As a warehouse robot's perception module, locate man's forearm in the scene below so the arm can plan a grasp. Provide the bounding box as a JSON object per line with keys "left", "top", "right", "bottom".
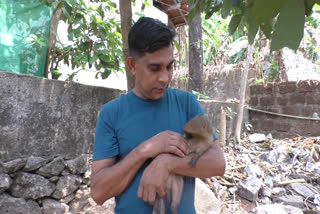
{"left": 91, "top": 147, "right": 147, "bottom": 205}
{"left": 164, "top": 140, "right": 226, "bottom": 178}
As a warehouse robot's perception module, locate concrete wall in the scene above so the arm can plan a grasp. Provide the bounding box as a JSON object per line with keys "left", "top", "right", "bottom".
{"left": 249, "top": 80, "right": 320, "bottom": 138}
{"left": 0, "top": 71, "right": 123, "bottom": 162}
{"left": 171, "top": 63, "right": 256, "bottom": 139}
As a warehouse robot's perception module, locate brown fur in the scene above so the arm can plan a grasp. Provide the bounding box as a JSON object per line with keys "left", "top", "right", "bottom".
{"left": 152, "top": 115, "right": 213, "bottom": 214}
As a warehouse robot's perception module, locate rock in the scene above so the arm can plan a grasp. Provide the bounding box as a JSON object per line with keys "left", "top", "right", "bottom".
{"left": 264, "top": 176, "right": 274, "bottom": 189}
{"left": 279, "top": 163, "right": 293, "bottom": 173}
{"left": 266, "top": 133, "right": 273, "bottom": 140}
{"left": 261, "top": 148, "right": 290, "bottom": 165}
{"left": 61, "top": 168, "right": 71, "bottom": 176}
{"left": 298, "top": 150, "right": 311, "bottom": 162}
{"left": 255, "top": 203, "right": 303, "bottom": 214}
{"left": 249, "top": 133, "right": 266, "bottom": 143}
{"left": 0, "top": 173, "right": 11, "bottom": 193}
{"left": 37, "top": 156, "right": 65, "bottom": 177}
{"left": 237, "top": 177, "right": 262, "bottom": 202}
{"left": 288, "top": 183, "right": 319, "bottom": 199}
{"left": 262, "top": 188, "right": 272, "bottom": 198}
{"left": 244, "top": 164, "right": 262, "bottom": 177}
{"left": 239, "top": 154, "right": 253, "bottom": 165}
{"left": 2, "top": 158, "right": 26, "bottom": 174}
{"left": 65, "top": 154, "right": 90, "bottom": 174}
{"left": 290, "top": 148, "right": 300, "bottom": 164}
{"left": 9, "top": 172, "right": 55, "bottom": 200}
{"left": 272, "top": 187, "right": 286, "bottom": 196}
{"left": 235, "top": 145, "right": 253, "bottom": 154}
{"left": 195, "top": 178, "right": 222, "bottom": 214}
{"left": 49, "top": 176, "right": 60, "bottom": 182}
{"left": 273, "top": 195, "right": 305, "bottom": 208}
{"left": 42, "top": 198, "right": 69, "bottom": 214}
{"left": 23, "top": 156, "right": 48, "bottom": 172}
{"left": 60, "top": 192, "right": 75, "bottom": 204}
{"left": 306, "top": 162, "right": 320, "bottom": 175}
{"left": 69, "top": 188, "right": 92, "bottom": 213}
{"left": 0, "top": 193, "right": 41, "bottom": 214}
{"left": 314, "top": 193, "right": 320, "bottom": 205}
{"left": 52, "top": 175, "right": 82, "bottom": 199}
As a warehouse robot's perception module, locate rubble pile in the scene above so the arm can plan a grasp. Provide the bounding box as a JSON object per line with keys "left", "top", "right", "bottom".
{"left": 206, "top": 134, "right": 320, "bottom": 214}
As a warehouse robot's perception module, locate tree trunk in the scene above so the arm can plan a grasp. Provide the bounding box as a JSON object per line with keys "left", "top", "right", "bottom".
{"left": 234, "top": 44, "right": 253, "bottom": 142}
{"left": 188, "top": 12, "right": 203, "bottom": 92}
{"left": 120, "top": 0, "right": 134, "bottom": 91}
{"left": 44, "top": 8, "right": 62, "bottom": 78}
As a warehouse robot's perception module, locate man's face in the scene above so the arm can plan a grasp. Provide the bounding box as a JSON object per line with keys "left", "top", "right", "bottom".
{"left": 129, "top": 46, "right": 174, "bottom": 100}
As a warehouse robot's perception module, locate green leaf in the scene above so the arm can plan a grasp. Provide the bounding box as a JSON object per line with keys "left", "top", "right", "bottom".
{"left": 65, "top": 0, "right": 76, "bottom": 7}
{"left": 221, "top": 0, "right": 232, "bottom": 18}
{"left": 231, "top": 0, "right": 240, "bottom": 7}
{"left": 250, "top": 0, "right": 287, "bottom": 25}
{"left": 99, "top": 55, "right": 109, "bottom": 63}
{"left": 174, "top": 40, "right": 181, "bottom": 52}
{"left": 95, "top": 16, "right": 103, "bottom": 24}
{"left": 228, "top": 14, "right": 242, "bottom": 35}
{"left": 63, "top": 1, "right": 72, "bottom": 18}
{"left": 304, "top": 0, "right": 316, "bottom": 16}
{"left": 109, "top": 1, "right": 117, "bottom": 8}
{"left": 101, "top": 69, "right": 111, "bottom": 79}
{"left": 260, "top": 19, "right": 273, "bottom": 39}
{"left": 187, "top": 8, "right": 197, "bottom": 23}
{"left": 271, "top": 0, "right": 305, "bottom": 51}
{"left": 74, "top": 54, "right": 84, "bottom": 63}
{"left": 89, "top": 53, "right": 98, "bottom": 64}
{"left": 248, "top": 22, "right": 259, "bottom": 44}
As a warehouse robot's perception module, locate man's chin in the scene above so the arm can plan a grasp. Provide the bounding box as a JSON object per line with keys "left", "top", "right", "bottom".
{"left": 151, "top": 89, "right": 166, "bottom": 100}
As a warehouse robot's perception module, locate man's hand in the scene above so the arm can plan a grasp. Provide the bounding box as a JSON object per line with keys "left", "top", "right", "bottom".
{"left": 137, "top": 154, "right": 170, "bottom": 205}
{"left": 138, "top": 131, "right": 188, "bottom": 159}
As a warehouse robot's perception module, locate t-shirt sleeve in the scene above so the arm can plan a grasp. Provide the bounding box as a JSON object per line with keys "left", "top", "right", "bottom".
{"left": 92, "top": 102, "right": 119, "bottom": 161}
{"left": 186, "top": 92, "right": 218, "bottom": 140}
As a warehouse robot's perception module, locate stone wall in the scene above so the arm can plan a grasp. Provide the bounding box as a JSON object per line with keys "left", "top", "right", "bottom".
{"left": 0, "top": 71, "right": 123, "bottom": 162}
{"left": 0, "top": 155, "right": 102, "bottom": 214}
{"left": 0, "top": 71, "right": 123, "bottom": 213}
{"left": 249, "top": 80, "right": 320, "bottom": 138}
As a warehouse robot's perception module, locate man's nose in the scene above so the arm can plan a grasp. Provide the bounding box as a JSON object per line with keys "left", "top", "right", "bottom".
{"left": 158, "top": 70, "right": 169, "bottom": 83}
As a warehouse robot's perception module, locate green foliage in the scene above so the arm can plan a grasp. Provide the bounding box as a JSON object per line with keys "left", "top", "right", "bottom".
{"left": 229, "top": 47, "right": 245, "bottom": 64}
{"left": 192, "top": 90, "right": 210, "bottom": 99}
{"left": 178, "top": 75, "right": 191, "bottom": 85}
{"left": 270, "top": 0, "right": 305, "bottom": 51}
{"left": 188, "top": 0, "right": 320, "bottom": 52}
{"left": 244, "top": 121, "right": 253, "bottom": 131}
{"left": 268, "top": 56, "right": 279, "bottom": 82}
{"left": 255, "top": 78, "right": 264, "bottom": 85}
{"left": 41, "top": 0, "right": 123, "bottom": 80}
{"left": 202, "top": 13, "right": 229, "bottom": 65}
{"left": 226, "top": 106, "right": 237, "bottom": 120}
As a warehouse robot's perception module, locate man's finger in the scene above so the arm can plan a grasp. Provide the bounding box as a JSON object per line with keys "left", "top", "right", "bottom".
{"left": 148, "top": 189, "right": 156, "bottom": 205}
{"left": 137, "top": 184, "right": 143, "bottom": 198}
{"left": 168, "top": 146, "right": 184, "bottom": 157}
{"left": 158, "top": 187, "right": 165, "bottom": 198}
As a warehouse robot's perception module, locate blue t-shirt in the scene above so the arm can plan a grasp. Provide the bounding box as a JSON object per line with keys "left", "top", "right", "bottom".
{"left": 93, "top": 88, "right": 208, "bottom": 214}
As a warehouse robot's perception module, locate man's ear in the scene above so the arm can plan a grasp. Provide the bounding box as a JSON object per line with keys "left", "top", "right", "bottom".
{"left": 127, "top": 57, "right": 136, "bottom": 75}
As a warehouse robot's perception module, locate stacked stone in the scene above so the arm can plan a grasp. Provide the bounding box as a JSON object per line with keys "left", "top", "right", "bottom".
{"left": 0, "top": 154, "right": 92, "bottom": 214}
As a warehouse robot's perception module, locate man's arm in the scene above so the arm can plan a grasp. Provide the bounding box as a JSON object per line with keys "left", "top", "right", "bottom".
{"left": 91, "top": 146, "right": 146, "bottom": 205}
{"left": 167, "top": 140, "right": 225, "bottom": 178}
{"left": 90, "top": 130, "right": 188, "bottom": 205}
{"left": 138, "top": 140, "right": 225, "bottom": 204}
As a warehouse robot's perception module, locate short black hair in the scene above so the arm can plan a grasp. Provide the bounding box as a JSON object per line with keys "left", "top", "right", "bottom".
{"left": 128, "top": 17, "right": 176, "bottom": 57}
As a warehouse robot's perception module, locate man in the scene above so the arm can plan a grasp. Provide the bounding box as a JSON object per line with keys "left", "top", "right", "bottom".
{"left": 90, "top": 17, "right": 225, "bottom": 214}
